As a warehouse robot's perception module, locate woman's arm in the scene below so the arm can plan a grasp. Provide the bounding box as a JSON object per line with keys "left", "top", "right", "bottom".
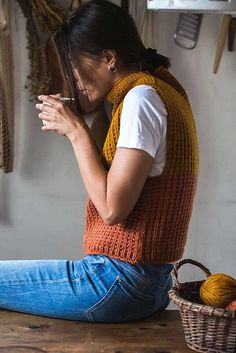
{"left": 68, "top": 122, "right": 154, "bottom": 225}
{"left": 37, "top": 94, "right": 154, "bottom": 225}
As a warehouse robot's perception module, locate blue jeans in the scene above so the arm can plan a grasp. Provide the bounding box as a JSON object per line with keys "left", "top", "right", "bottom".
{"left": 0, "top": 254, "right": 173, "bottom": 322}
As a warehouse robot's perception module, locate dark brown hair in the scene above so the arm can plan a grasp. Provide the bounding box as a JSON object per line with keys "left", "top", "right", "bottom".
{"left": 53, "top": 0, "right": 171, "bottom": 114}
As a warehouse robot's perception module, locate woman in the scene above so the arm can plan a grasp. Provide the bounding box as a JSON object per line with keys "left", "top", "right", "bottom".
{"left": 0, "top": 0, "right": 199, "bottom": 322}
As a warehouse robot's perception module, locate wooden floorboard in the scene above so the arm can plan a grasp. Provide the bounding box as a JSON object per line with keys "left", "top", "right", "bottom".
{"left": 0, "top": 309, "right": 193, "bottom": 353}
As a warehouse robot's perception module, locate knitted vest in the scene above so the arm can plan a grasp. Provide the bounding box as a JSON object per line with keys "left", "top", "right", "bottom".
{"left": 83, "top": 66, "right": 199, "bottom": 264}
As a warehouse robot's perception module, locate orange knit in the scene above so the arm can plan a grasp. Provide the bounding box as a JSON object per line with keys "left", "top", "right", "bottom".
{"left": 83, "top": 66, "right": 199, "bottom": 264}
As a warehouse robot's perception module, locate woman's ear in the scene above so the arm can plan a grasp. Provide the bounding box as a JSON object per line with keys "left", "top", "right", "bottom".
{"left": 102, "top": 49, "right": 117, "bottom": 68}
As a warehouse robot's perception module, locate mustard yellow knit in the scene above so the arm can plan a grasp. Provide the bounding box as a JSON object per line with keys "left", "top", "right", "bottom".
{"left": 200, "top": 273, "right": 236, "bottom": 308}
{"left": 83, "top": 66, "right": 199, "bottom": 264}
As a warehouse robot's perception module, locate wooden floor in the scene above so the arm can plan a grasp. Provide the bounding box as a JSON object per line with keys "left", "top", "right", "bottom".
{"left": 0, "top": 309, "right": 193, "bottom": 353}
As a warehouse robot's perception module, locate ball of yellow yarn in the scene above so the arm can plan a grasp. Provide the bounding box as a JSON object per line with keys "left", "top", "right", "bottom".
{"left": 200, "top": 273, "right": 236, "bottom": 308}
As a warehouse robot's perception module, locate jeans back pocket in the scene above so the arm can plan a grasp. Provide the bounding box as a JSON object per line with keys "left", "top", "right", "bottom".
{"left": 85, "top": 274, "right": 164, "bottom": 323}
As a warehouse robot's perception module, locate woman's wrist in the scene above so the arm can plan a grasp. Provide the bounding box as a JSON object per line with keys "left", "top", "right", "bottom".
{"left": 67, "top": 120, "right": 88, "bottom": 144}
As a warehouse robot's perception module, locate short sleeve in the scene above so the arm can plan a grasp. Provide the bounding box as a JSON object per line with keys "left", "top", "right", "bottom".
{"left": 116, "top": 85, "right": 167, "bottom": 158}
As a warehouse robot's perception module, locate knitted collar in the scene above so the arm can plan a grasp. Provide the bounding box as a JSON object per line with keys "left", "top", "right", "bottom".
{"left": 106, "top": 71, "right": 155, "bottom": 108}
{"left": 106, "top": 66, "right": 188, "bottom": 108}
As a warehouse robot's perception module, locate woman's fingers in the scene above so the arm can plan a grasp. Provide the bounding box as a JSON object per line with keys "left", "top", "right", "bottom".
{"left": 49, "top": 93, "right": 62, "bottom": 97}
{"left": 38, "top": 95, "right": 65, "bottom": 110}
{"left": 36, "top": 103, "right": 56, "bottom": 114}
{"left": 36, "top": 94, "right": 80, "bottom": 138}
{"left": 38, "top": 112, "right": 54, "bottom": 123}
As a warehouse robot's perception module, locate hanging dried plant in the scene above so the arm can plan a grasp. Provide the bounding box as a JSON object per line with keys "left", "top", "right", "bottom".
{"left": 15, "top": 0, "right": 68, "bottom": 101}
{"left": 31, "top": 0, "right": 65, "bottom": 34}
{"left": 0, "top": 0, "right": 14, "bottom": 173}
{"left": 0, "top": 76, "right": 13, "bottom": 172}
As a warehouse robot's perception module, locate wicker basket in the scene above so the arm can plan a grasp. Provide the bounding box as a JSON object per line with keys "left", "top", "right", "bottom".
{"left": 168, "top": 259, "right": 236, "bottom": 353}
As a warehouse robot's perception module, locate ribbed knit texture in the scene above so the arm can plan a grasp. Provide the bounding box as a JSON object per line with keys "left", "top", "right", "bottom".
{"left": 83, "top": 66, "right": 199, "bottom": 264}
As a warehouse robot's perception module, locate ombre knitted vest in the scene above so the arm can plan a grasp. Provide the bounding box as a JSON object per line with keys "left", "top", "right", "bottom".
{"left": 83, "top": 67, "right": 199, "bottom": 264}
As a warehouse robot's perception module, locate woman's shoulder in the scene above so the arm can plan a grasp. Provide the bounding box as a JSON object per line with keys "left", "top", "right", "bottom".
{"left": 124, "top": 84, "right": 157, "bottom": 99}
{"left": 123, "top": 84, "right": 167, "bottom": 115}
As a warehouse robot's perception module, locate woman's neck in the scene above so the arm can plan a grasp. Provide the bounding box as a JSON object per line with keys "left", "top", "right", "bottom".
{"left": 111, "top": 66, "right": 140, "bottom": 90}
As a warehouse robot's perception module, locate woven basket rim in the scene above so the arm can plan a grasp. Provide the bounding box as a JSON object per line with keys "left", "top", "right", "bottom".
{"left": 168, "top": 258, "right": 236, "bottom": 319}
{"left": 169, "top": 285, "right": 236, "bottom": 319}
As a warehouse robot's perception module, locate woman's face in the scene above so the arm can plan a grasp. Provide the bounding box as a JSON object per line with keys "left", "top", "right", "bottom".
{"left": 72, "top": 52, "right": 118, "bottom": 105}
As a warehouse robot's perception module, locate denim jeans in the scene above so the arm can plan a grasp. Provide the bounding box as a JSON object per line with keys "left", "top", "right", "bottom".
{"left": 0, "top": 254, "right": 174, "bottom": 322}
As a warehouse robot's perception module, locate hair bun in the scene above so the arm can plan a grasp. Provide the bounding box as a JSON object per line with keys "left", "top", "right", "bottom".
{"left": 141, "top": 47, "right": 171, "bottom": 72}
{"left": 142, "top": 47, "right": 158, "bottom": 61}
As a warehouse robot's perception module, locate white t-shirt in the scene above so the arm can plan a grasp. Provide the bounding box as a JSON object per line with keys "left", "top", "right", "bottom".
{"left": 115, "top": 84, "right": 167, "bottom": 176}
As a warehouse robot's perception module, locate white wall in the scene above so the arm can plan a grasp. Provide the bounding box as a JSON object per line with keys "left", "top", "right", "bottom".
{"left": 0, "top": 4, "right": 235, "bottom": 287}
{"left": 0, "top": 2, "right": 87, "bottom": 259}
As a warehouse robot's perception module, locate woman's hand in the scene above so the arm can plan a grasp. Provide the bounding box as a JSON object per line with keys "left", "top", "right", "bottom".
{"left": 36, "top": 93, "right": 84, "bottom": 138}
